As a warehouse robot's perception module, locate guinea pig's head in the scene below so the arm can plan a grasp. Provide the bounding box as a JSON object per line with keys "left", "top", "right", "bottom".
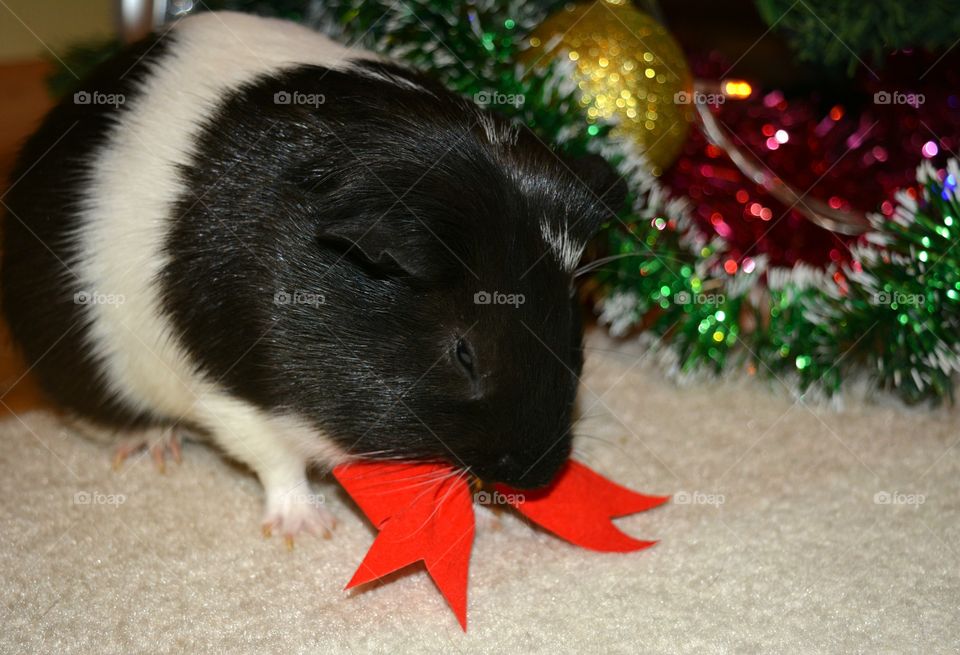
{"left": 276, "top": 72, "right": 625, "bottom": 488}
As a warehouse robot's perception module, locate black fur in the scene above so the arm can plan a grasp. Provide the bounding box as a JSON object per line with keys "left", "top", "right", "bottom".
{"left": 1, "top": 35, "right": 173, "bottom": 429}
{"left": 161, "top": 60, "right": 624, "bottom": 486}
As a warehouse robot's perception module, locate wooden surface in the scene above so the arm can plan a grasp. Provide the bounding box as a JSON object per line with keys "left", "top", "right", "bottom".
{"left": 0, "top": 60, "right": 55, "bottom": 414}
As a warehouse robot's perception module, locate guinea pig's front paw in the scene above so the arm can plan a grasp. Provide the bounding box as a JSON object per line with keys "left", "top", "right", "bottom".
{"left": 261, "top": 484, "right": 336, "bottom": 548}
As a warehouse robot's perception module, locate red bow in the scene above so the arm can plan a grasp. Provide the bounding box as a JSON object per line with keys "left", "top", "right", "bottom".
{"left": 333, "top": 460, "right": 668, "bottom": 630}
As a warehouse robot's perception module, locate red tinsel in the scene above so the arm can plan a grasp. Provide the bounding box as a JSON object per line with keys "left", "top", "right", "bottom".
{"left": 664, "top": 51, "right": 960, "bottom": 268}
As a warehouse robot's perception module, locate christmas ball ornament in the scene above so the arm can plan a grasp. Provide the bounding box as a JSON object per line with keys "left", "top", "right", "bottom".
{"left": 523, "top": 0, "right": 694, "bottom": 175}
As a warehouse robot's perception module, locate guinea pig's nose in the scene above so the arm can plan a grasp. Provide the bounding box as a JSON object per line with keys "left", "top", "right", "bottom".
{"left": 489, "top": 453, "right": 560, "bottom": 489}
{"left": 481, "top": 453, "right": 522, "bottom": 485}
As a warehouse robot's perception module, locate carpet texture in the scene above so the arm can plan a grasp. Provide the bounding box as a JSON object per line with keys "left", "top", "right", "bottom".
{"left": 1, "top": 330, "right": 957, "bottom": 654}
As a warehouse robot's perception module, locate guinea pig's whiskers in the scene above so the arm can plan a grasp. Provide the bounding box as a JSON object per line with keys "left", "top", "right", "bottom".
{"left": 574, "top": 434, "right": 648, "bottom": 470}
{"left": 405, "top": 468, "right": 473, "bottom": 539}
{"left": 376, "top": 471, "right": 464, "bottom": 496}
{"left": 346, "top": 467, "right": 451, "bottom": 487}
{"left": 571, "top": 448, "right": 599, "bottom": 468}
{"left": 575, "top": 433, "right": 623, "bottom": 451}
{"left": 579, "top": 345, "right": 637, "bottom": 357}
{"left": 572, "top": 412, "right": 609, "bottom": 426}
{"left": 573, "top": 252, "right": 648, "bottom": 278}
{"left": 348, "top": 448, "right": 410, "bottom": 461}
{"left": 340, "top": 464, "right": 468, "bottom": 498}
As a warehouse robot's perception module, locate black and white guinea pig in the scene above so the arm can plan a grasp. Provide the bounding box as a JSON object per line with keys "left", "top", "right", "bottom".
{"left": 1, "top": 11, "right": 625, "bottom": 538}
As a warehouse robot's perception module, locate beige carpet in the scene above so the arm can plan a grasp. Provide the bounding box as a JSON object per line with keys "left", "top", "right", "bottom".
{"left": 1, "top": 330, "right": 957, "bottom": 654}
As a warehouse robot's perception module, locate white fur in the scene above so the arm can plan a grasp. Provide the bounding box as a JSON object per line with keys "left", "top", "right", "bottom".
{"left": 73, "top": 12, "right": 373, "bottom": 532}
{"left": 540, "top": 218, "right": 585, "bottom": 272}
{"left": 478, "top": 112, "right": 519, "bottom": 147}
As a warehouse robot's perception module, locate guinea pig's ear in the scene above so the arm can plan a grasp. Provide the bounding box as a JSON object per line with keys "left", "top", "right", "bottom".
{"left": 289, "top": 162, "right": 449, "bottom": 280}
{"left": 316, "top": 216, "right": 443, "bottom": 280}
{"left": 564, "top": 153, "right": 628, "bottom": 242}
{"left": 572, "top": 152, "right": 628, "bottom": 215}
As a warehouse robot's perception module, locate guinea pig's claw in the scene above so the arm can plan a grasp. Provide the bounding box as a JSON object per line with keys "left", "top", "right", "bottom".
{"left": 111, "top": 427, "right": 184, "bottom": 474}
{"left": 260, "top": 525, "right": 327, "bottom": 549}
{"left": 168, "top": 435, "right": 183, "bottom": 464}
{"left": 261, "top": 490, "right": 337, "bottom": 547}
{"left": 151, "top": 445, "right": 166, "bottom": 474}
{"left": 111, "top": 446, "right": 131, "bottom": 471}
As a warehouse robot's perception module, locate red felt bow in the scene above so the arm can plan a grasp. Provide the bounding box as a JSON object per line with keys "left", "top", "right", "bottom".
{"left": 333, "top": 459, "right": 668, "bottom": 630}
{"left": 333, "top": 462, "right": 475, "bottom": 628}
{"left": 493, "top": 460, "right": 668, "bottom": 552}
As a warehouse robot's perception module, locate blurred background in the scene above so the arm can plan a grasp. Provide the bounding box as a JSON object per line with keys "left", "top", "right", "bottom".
{"left": 0, "top": 0, "right": 113, "bottom": 62}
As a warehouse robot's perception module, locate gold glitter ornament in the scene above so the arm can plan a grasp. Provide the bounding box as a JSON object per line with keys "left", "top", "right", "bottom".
{"left": 523, "top": 0, "right": 693, "bottom": 175}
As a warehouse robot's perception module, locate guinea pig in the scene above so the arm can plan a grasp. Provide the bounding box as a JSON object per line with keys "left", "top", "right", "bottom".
{"left": 1, "top": 11, "right": 625, "bottom": 539}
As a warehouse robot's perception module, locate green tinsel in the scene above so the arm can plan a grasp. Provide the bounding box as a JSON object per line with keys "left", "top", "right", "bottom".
{"left": 597, "top": 167, "right": 960, "bottom": 402}
{"left": 791, "top": 168, "right": 960, "bottom": 402}
{"left": 49, "top": 1, "right": 960, "bottom": 402}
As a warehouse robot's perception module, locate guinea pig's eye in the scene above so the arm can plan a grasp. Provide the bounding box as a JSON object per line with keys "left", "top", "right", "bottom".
{"left": 454, "top": 338, "right": 476, "bottom": 376}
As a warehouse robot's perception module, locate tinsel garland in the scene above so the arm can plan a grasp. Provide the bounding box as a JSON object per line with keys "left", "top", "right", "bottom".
{"left": 597, "top": 163, "right": 960, "bottom": 403}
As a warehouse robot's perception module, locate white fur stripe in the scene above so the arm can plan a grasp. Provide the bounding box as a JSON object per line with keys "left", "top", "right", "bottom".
{"left": 540, "top": 218, "right": 585, "bottom": 272}
{"left": 74, "top": 12, "right": 373, "bottom": 421}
